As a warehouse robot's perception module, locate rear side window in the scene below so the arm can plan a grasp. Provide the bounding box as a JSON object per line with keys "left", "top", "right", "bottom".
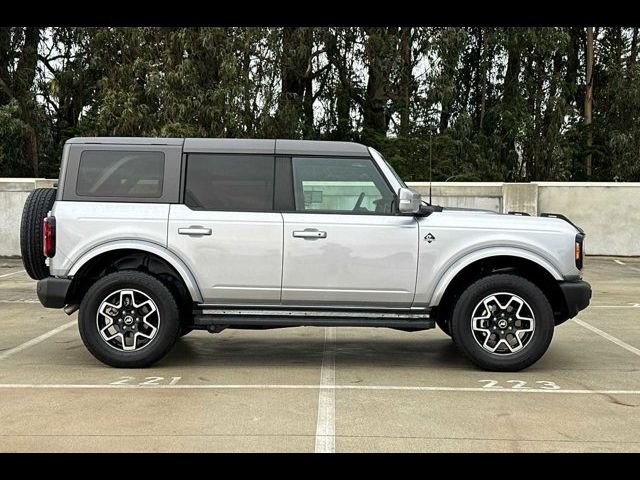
{"left": 184, "top": 154, "right": 275, "bottom": 211}
{"left": 76, "top": 150, "right": 165, "bottom": 198}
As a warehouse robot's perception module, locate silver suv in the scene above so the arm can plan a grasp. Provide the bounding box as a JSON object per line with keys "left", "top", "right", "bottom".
{"left": 21, "top": 137, "right": 591, "bottom": 371}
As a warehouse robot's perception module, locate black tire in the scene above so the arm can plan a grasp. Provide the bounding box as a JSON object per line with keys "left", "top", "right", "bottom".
{"left": 20, "top": 187, "right": 56, "bottom": 280}
{"left": 78, "top": 271, "right": 181, "bottom": 368}
{"left": 436, "top": 317, "right": 452, "bottom": 337}
{"left": 450, "top": 274, "right": 554, "bottom": 372}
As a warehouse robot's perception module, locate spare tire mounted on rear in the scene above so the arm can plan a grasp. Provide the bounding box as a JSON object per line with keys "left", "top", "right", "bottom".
{"left": 20, "top": 187, "right": 56, "bottom": 280}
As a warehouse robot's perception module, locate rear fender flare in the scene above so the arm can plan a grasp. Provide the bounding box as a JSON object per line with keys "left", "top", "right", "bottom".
{"left": 67, "top": 240, "right": 203, "bottom": 303}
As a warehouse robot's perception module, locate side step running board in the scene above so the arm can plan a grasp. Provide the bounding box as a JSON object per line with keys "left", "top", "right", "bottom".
{"left": 198, "top": 308, "right": 429, "bottom": 319}
{"left": 193, "top": 315, "right": 434, "bottom": 329}
{"left": 192, "top": 308, "right": 433, "bottom": 329}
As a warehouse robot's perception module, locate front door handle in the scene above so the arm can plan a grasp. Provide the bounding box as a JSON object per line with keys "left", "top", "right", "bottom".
{"left": 293, "top": 230, "right": 327, "bottom": 239}
{"left": 178, "top": 226, "right": 212, "bottom": 236}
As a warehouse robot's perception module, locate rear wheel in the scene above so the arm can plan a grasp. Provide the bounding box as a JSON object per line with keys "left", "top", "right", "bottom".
{"left": 450, "top": 274, "right": 554, "bottom": 371}
{"left": 78, "top": 271, "right": 181, "bottom": 368}
{"left": 20, "top": 187, "right": 56, "bottom": 280}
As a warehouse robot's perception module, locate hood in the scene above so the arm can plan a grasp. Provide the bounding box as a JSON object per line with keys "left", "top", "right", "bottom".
{"left": 428, "top": 206, "right": 582, "bottom": 235}
{"left": 440, "top": 206, "right": 498, "bottom": 214}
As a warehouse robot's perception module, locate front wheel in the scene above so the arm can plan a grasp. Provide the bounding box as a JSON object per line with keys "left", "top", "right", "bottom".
{"left": 78, "top": 271, "right": 181, "bottom": 368}
{"left": 450, "top": 274, "right": 554, "bottom": 371}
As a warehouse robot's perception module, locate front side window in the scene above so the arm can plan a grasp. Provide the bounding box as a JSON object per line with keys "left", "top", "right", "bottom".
{"left": 292, "top": 157, "right": 395, "bottom": 214}
{"left": 185, "top": 154, "right": 275, "bottom": 211}
{"left": 76, "top": 150, "right": 165, "bottom": 198}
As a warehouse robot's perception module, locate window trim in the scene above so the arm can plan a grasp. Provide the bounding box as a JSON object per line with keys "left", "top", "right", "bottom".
{"left": 62, "top": 144, "right": 181, "bottom": 204}
{"left": 182, "top": 152, "right": 277, "bottom": 213}
{"left": 75, "top": 150, "right": 166, "bottom": 199}
{"left": 282, "top": 154, "right": 400, "bottom": 217}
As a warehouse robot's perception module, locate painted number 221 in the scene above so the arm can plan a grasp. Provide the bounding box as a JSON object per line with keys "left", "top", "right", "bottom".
{"left": 110, "top": 376, "right": 182, "bottom": 386}
{"left": 479, "top": 379, "right": 561, "bottom": 390}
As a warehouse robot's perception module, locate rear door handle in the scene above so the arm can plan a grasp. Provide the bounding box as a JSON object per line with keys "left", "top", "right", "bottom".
{"left": 178, "top": 226, "right": 212, "bottom": 236}
{"left": 293, "top": 230, "right": 327, "bottom": 239}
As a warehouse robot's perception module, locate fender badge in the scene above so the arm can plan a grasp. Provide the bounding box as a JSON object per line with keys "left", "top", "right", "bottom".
{"left": 425, "top": 233, "right": 435, "bottom": 243}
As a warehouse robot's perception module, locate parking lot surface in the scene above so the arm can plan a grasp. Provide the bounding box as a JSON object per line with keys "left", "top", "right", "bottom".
{"left": 0, "top": 257, "right": 638, "bottom": 452}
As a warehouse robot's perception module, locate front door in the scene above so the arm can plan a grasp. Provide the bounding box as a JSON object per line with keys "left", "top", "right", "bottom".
{"left": 168, "top": 153, "right": 283, "bottom": 305}
{"left": 281, "top": 156, "right": 419, "bottom": 308}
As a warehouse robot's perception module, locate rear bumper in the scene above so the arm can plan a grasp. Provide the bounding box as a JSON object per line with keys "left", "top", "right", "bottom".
{"left": 559, "top": 280, "right": 592, "bottom": 318}
{"left": 36, "top": 277, "right": 71, "bottom": 308}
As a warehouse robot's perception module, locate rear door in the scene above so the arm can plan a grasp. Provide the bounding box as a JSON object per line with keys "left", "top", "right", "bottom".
{"left": 280, "top": 156, "right": 419, "bottom": 308}
{"left": 168, "top": 153, "right": 283, "bottom": 305}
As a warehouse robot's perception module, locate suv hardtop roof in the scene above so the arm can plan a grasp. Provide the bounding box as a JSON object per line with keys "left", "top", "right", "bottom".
{"left": 65, "top": 137, "right": 370, "bottom": 157}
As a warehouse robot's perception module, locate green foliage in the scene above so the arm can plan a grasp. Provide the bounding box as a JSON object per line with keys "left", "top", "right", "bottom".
{"left": 1, "top": 26, "right": 639, "bottom": 181}
{"left": 0, "top": 100, "right": 30, "bottom": 176}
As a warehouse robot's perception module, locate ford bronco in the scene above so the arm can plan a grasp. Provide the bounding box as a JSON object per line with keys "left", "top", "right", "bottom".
{"left": 21, "top": 137, "right": 591, "bottom": 370}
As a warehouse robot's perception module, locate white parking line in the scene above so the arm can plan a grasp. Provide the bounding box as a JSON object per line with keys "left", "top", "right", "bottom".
{"left": 612, "top": 258, "right": 640, "bottom": 273}
{"left": 0, "top": 300, "right": 40, "bottom": 304}
{"left": 0, "top": 320, "right": 76, "bottom": 361}
{"left": 573, "top": 318, "right": 640, "bottom": 357}
{"left": 0, "top": 269, "right": 25, "bottom": 279}
{"left": 589, "top": 305, "right": 640, "bottom": 308}
{"left": 0, "top": 383, "right": 639, "bottom": 395}
{"left": 315, "top": 327, "right": 336, "bottom": 453}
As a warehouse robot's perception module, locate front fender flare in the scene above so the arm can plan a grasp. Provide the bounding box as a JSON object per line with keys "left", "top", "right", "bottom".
{"left": 67, "top": 240, "right": 203, "bottom": 303}
{"left": 429, "top": 247, "right": 564, "bottom": 306}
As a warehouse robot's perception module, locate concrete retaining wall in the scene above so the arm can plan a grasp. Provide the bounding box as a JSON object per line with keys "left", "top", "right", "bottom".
{"left": 1, "top": 179, "right": 638, "bottom": 256}
{"left": 0, "top": 179, "right": 56, "bottom": 257}
{"left": 408, "top": 181, "right": 640, "bottom": 256}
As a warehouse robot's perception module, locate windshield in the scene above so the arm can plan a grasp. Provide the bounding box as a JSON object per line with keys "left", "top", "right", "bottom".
{"left": 369, "top": 147, "right": 407, "bottom": 188}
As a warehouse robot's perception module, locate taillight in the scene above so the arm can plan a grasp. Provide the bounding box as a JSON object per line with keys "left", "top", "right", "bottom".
{"left": 575, "top": 233, "right": 585, "bottom": 270}
{"left": 43, "top": 216, "right": 56, "bottom": 258}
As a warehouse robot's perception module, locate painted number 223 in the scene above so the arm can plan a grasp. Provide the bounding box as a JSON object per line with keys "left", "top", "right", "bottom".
{"left": 479, "top": 379, "right": 560, "bottom": 390}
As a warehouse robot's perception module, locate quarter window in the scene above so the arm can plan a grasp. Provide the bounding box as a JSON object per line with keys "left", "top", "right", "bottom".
{"left": 185, "top": 154, "right": 275, "bottom": 211}
{"left": 291, "top": 157, "right": 395, "bottom": 214}
{"left": 76, "top": 150, "right": 165, "bottom": 198}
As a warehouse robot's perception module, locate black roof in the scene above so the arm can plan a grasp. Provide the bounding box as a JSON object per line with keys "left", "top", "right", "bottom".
{"left": 65, "top": 137, "right": 370, "bottom": 157}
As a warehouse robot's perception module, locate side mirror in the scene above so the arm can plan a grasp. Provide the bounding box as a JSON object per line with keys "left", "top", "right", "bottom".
{"left": 398, "top": 187, "right": 421, "bottom": 214}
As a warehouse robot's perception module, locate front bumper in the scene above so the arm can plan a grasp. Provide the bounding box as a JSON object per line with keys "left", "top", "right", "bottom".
{"left": 36, "top": 277, "right": 71, "bottom": 308}
{"left": 558, "top": 280, "right": 592, "bottom": 318}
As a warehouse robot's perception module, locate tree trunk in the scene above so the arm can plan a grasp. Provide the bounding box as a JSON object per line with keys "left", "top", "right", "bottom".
{"left": 0, "top": 28, "right": 12, "bottom": 105}
{"left": 566, "top": 27, "right": 582, "bottom": 109}
{"left": 532, "top": 53, "right": 545, "bottom": 180}
{"left": 326, "top": 28, "right": 353, "bottom": 140}
{"left": 455, "top": 28, "right": 475, "bottom": 121}
{"left": 627, "top": 27, "right": 638, "bottom": 79}
{"left": 585, "top": 26, "right": 594, "bottom": 178}
{"left": 398, "top": 27, "right": 412, "bottom": 137}
{"left": 277, "top": 27, "right": 313, "bottom": 138}
{"left": 14, "top": 28, "right": 40, "bottom": 99}
{"left": 478, "top": 33, "right": 489, "bottom": 132}
{"left": 540, "top": 50, "right": 565, "bottom": 179}
{"left": 362, "top": 27, "right": 396, "bottom": 137}
{"left": 501, "top": 31, "right": 521, "bottom": 177}
{"left": 613, "top": 27, "right": 623, "bottom": 71}
{"left": 470, "top": 28, "right": 483, "bottom": 130}
{"left": 15, "top": 27, "right": 40, "bottom": 176}
{"left": 502, "top": 35, "right": 520, "bottom": 107}
{"left": 302, "top": 71, "right": 314, "bottom": 138}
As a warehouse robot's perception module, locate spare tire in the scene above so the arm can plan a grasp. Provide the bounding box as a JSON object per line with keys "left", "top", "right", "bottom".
{"left": 20, "top": 188, "right": 57, "bottom": 280}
